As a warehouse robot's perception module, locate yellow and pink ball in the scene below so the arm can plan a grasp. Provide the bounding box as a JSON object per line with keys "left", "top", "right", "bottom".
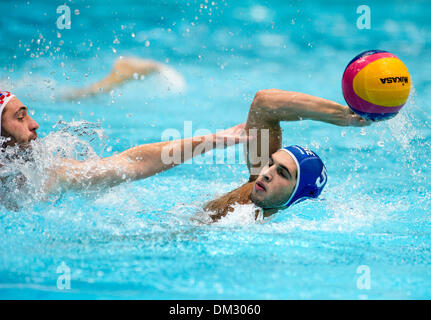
{"left": 342, "top": 50, "right": 411, "bottom": 120}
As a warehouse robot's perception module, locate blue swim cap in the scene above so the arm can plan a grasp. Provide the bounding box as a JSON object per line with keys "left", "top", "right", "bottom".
{"left": 279, "top": 145, "right": 327, "bottom": 208}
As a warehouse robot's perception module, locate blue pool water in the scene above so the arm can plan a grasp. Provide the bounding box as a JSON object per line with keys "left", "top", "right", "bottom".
{"left": 1, "top": 0, "right": 431, "bottom": 299}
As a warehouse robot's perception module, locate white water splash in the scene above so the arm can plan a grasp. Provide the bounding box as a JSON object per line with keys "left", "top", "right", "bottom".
{"left": 157, "top": 65, "right": 187, "bottom": 94}
{"left": 0, "top": 121, "right": 108, "bottom": 210}
{"left": 209, "top": 203, "right": 264, "bottom": 226}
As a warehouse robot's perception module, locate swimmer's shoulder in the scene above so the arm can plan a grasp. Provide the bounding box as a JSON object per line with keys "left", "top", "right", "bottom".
{"left": 204, "top": 182, "right": 254, "bottom": 222}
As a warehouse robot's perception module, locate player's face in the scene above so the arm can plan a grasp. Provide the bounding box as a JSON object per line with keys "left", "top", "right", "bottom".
{"left": 250, "top": 150, "right": 297, "bottom": 209}
{"left": 1, "top": 97, "right": 39, "bottom": 147}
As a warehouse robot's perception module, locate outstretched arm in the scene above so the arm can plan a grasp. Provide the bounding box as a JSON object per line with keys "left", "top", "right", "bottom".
{"left": 46, "top": 124, "right": 248, "bottom": 192}
{"left": 245, "top": 89, "right": 371, "bottom": 180}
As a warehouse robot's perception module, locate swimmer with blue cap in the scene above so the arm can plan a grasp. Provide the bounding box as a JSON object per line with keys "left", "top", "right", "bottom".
{"left": 269, "top": 145, "right": 327, "bottom": 208}
{"left": 204, "top": 89, "right": 374, "bottom": 221}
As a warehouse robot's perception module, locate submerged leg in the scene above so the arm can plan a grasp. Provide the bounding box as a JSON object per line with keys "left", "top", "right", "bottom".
{"left": 63, "top": 57, "right": 163, "bottom": 100}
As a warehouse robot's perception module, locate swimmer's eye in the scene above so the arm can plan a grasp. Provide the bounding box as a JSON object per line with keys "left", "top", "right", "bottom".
{"left": 277, "top": 167, "right": 289, "bottom": 179}
{"left": 16, "top": 111, "right": 27, "bottom": 120}
{"left": 268, "top": 157, "right": 274, "bottom": 166}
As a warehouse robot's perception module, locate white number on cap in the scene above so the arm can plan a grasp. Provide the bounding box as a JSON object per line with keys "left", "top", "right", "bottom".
{"left": 303, "top": 147, "right": 315, "bottom": 156}
{"left": 316, "top": 167, "right": 327, "bottom": 188}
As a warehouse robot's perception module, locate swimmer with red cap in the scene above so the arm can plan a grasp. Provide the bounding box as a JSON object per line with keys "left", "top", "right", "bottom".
{"left": 0, "top": 90, "right": 247, "bottom": 198}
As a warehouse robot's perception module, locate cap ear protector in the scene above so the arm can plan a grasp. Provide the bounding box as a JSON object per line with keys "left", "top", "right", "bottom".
{"left": 279, "top": 145, "right": 327, "bottom": 208}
